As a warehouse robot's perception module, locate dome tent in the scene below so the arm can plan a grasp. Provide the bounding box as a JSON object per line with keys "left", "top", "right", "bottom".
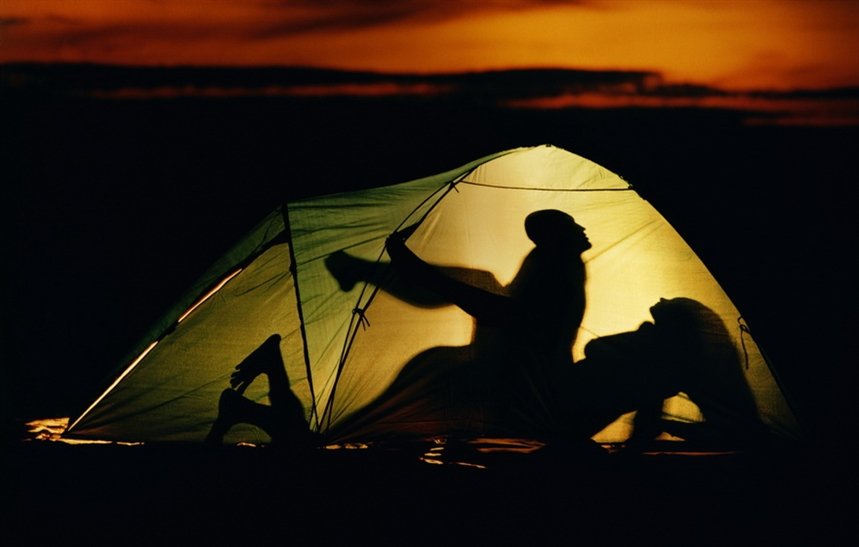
{"left": 64, "top": 145, "right": 801, "bottom": 447}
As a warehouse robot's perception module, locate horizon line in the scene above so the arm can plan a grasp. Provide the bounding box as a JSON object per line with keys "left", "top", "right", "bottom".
{"left": 4, "top": 62, "right": 858, "bottom": 127}
{"left": 4, "top": 60, "right": 859, "bottom": 96}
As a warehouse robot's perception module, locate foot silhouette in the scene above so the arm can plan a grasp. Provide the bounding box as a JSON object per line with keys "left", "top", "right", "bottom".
{"left": 230, "top": 335, "right": 282, "bottom": 393}
{"left": 325, "top": 251, "right": 358, "bottom": 292}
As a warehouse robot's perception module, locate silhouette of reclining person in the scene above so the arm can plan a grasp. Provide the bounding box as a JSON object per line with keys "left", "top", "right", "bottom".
{"left": 326, "top": 209, "right": 592, "bottom": 439}
{"left": 555, "top": 297, "right": 767, "bottom": 447}
{"left": 206, "top": 334, "right": 319, "bottom": 449}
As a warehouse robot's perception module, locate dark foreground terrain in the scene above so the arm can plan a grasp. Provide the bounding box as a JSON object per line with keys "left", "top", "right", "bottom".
{"left": 3, "top": 436, "right": 854, "bottom": 546}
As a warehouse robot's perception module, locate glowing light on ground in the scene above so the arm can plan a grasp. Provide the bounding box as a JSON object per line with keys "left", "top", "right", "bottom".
{"left": 25, "top": 417, "right": 143, "bottom": 445}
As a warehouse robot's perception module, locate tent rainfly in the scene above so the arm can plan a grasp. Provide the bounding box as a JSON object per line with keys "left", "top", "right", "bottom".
{"left": 64, "top": 145, "right": 801, "bottom": 448}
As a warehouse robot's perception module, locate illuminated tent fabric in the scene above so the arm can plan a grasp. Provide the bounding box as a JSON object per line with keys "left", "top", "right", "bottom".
{"left": 65, "top": 145, "right": 801, "bottom": 445}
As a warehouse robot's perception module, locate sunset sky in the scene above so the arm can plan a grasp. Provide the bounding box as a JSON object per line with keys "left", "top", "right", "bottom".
{"left": 2, "top": 0, "right": 858, "bottom": 91}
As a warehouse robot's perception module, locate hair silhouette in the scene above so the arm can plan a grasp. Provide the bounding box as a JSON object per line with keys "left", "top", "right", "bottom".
{"left": 556, "top": 297, "right": 766, "bottom": 446}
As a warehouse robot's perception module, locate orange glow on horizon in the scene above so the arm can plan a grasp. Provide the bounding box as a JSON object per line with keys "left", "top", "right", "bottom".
{"left": 2, "top": 0, "right": 858, "bottom": 91}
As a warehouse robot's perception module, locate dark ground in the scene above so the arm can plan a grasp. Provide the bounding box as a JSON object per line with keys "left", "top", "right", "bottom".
{"left": 2, "top": 65, "right": 857, "bottom": 545}
{"left": 2, "top": 438, "right": 854, "bottom": 546}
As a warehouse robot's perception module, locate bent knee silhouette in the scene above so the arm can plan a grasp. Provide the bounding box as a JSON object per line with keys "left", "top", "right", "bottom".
{"left": 206, "top": 334, "right": 318, "bottom": 449}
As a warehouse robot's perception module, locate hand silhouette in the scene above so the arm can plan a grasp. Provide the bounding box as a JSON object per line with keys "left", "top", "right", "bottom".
{"left": 386, "top": 223, "right": 420, "bottom": 261}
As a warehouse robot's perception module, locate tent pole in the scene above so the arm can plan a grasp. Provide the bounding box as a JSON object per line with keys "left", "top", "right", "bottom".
{"left": 281, "top": 204, "right": 321, "bottom": 432}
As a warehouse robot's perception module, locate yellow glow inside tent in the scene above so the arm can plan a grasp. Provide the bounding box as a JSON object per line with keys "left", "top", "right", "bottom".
{"left": 63, "top": 146, "right": 801, "bottom": 446}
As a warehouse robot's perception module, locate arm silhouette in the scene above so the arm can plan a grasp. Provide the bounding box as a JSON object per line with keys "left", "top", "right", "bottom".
{"left": 326, "top": 249, "right": 504, "bottom": 309}
{"left": 385, "top": 232, "right": 513, "bottom": 324}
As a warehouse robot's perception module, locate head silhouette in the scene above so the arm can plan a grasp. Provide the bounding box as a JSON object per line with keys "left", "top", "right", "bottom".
{"left": 649, "top": 297, "right": 728, "bottom": 342}
{"left": 648, "top": 297, "right": 720, "bottom": 355}
{"left": 524, "top": 209, "right": 591, "bottom": 253}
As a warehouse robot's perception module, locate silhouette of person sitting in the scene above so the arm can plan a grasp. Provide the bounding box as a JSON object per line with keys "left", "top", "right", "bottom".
{"left": 206, "top": 334, "right": 319, "bottom": 451}
{"left": 207, "top": 214, "right": 765, "bottom": 450}
{"left": 326, "top": 209, "right": 592, "bottom": 439}
{"left": 329, "top": 215, "right": 766, "bottom": 447}
{"left": 556, "top": 297, "right": 767, "bottom": 447}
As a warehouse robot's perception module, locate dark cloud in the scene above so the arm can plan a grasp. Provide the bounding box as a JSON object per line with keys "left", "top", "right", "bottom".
{"left": 14, "top": 18, "right": 232, "bottom": 55}
{"left": 0, "top": 17, "right": 29, "bottom": 27}
{"left": 1, "top": 14, "right": 79, "bottom": 27}
{"left": 253, "top": 0, "right": 589, "bottom": 37}
{"left": 0, "top": 2, "right": 593, "bottom": 59}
